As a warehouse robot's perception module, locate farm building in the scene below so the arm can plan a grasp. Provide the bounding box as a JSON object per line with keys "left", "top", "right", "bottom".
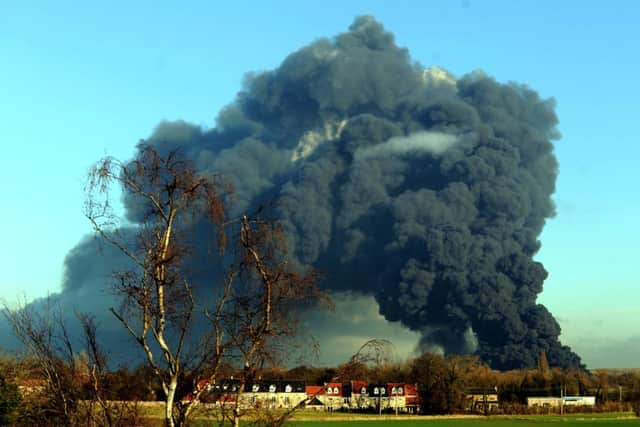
{"left": 527, "top": 396, "right": 596, "bottom": 407}
{"left": 563, "top": 396, "right": 596, "bottom": 406}
{"left": 465, "top": 389, "right": 499, "bottom": 412}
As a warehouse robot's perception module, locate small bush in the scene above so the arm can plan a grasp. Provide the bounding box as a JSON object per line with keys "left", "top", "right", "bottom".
{"left": 0, "top": 375, "right": 21, "bottom": 425}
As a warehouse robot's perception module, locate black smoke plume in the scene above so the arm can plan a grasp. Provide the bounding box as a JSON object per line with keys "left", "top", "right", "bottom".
{"left": 28, "top": 17, "right": 583, "bottom": 369}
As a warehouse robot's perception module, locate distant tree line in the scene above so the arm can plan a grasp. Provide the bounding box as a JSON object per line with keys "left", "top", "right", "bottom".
{"left": 3, "top": 344, "right": 640, "bottom": 425}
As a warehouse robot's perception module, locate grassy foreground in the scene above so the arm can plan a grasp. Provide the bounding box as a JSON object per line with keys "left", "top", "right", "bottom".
{"left": 158, "top": 413, "right": 640, "bottom": 426}
{"left": 285, "top": 414, "right": 640, "bottom": 426}
{"left": 136, "top": 404, "right": 639, "bottom": 426}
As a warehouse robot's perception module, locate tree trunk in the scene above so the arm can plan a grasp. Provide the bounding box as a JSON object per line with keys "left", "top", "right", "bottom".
{"left": 165, "top": 379, "right": 178, "bottom": 427}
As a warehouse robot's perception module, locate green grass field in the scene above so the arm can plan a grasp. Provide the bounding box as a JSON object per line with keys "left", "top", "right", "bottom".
{"left": 140, "top": 405, "right": 640, "bottom": 426}
{"left": 284, "top": 414, "right": 640, "bottom": 426}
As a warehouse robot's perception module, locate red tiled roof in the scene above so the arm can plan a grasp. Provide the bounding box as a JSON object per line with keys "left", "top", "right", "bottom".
{"left": 196, "top": 379, "right": 210, "bottom": 389}
{"left": 305, "top": 385, "right": 324, "bottom": 396}
{"left": 325, "top": 382, "right": 343, "bottom": 396}
{"left": 387, "top": 382, "right": 404, "bottom": 396}
{"left": 404, "top": 383, "right": 418, "bottom": 396}
{"left": 351, "top": 380, "right": 367, "bottom": 394}
{"left": 181, "top": 378, "right": 214, "bottom": 402}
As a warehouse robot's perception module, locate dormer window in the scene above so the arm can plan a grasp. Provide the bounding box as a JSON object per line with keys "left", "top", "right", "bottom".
{"left": 269, "top": 384, "right": 276, "bottom": 393}
{"left": 285, "top": 384, "right": 292, "bottom": 393}
{"left": 398, "top": 387, "right": 403, "bottom": 394}
{"left": 252, "top": 384, "right": 260, "bottom": 392}
{"left": 333, "top": 387, "right": 339, "bottom": 395}
{"left": 380, "top": 387, "right": 386, "bottom": 395}
{"left": 374, "top": 387, "right": 379, "bottom": 395}
{"left": 327, "top": 387, "right": 333, "bottom": 395}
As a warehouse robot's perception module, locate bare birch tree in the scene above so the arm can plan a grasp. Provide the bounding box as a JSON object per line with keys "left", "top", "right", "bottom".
{"left": 85, "top": 145, "right": 231, "bottom": 426}
{"left": 85, "top": 145, "right": 322, "bottom": 427}
{"left": 218, "top": 215, "right": 320, "bottom": 427}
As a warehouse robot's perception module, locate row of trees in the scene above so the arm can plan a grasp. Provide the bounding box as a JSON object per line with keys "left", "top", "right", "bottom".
{"left": 4, "top": 344, "right": 640, "bottom": 422}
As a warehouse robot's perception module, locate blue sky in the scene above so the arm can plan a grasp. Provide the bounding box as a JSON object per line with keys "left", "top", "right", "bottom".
{"left": 2, "top": 1, "right": 639, "bottom": 368}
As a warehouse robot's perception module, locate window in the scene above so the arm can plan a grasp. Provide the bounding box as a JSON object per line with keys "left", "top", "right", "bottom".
{"left": 269, "top": 384, "right": 276, "bottom": 393}
{"left": 285, "top": 384, "right": 292, "bottom": 393}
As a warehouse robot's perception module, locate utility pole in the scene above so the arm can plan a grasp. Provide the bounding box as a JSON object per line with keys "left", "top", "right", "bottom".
{"left": 483, "top": 389, "right": 488, "bottom": 416}
{"left": 393, "top": 387, "right": 399, "bottom": 416}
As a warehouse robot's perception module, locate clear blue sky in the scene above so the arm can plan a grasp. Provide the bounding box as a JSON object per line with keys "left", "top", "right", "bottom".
{"left": 2, "top": 1, "right": 639, "bottom": 368}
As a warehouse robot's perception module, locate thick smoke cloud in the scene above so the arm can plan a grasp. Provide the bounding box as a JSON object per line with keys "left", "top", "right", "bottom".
{"left": 13, "top": 16, "right": 580, "bottom": 369}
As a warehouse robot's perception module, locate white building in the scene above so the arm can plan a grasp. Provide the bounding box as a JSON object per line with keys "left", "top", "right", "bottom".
{"left": 527, "top": 396, "right": 596, "bottom": 407}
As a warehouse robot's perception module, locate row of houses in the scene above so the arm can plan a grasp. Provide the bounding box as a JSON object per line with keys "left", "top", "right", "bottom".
{"left": 306, "top": 381, "right": 419, "bottom": 412}
{"left": 191, "top": 380, "right": 419, "bottom": 412}
{"left": 188, "top": 378, "right": 598, "bottom": 413}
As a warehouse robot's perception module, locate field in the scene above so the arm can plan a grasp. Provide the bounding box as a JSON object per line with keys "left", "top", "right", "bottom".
{"left": 136, "top": 404, "right": 639, "bottom": 426}
{"left": 144, "top": 411, "right": 640, "bottom": 426}
{"left": 285, "top": 414, "right": 640, "bottom": 426}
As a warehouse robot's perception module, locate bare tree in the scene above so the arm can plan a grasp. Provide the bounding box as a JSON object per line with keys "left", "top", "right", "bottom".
{"left": 1, "top": 299, "right": 141, "bottom": 426}
{"left": 2, "top": 298, "right": 82, "bottom": 425}
{"left": 85, "top": 145, "right": 231, "bottom": 426}
{"left": 217, "top": 215, "right": 321, "bottom": 427}
{"left": 85, "top": 145, "right": 322, "bottom": 427}
{"left": 335, "top": 339, "right": 396, "bottom": 382}
{"left": 78, "top": 313, "right": 145, "bottom": 426}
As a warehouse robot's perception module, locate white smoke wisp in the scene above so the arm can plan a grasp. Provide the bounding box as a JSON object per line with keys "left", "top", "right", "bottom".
{"left": 422, "top": 66, "right": 456, "bottom": 89}
{"left": 355, "top": 131, "right": 459, "bottom": 161}
{"left": 291, "top": 119, "right": 348, "bottom": 162}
